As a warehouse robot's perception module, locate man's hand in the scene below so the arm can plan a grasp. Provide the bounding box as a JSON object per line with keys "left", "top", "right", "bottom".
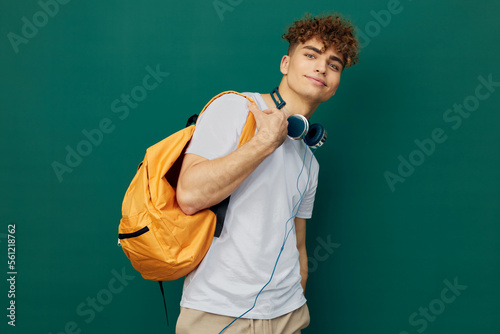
{"left": 248, "top": 103, "right": 288, "bottom": 152}
{"left": 176, "top": 103, "right": 288, "bottom": 215}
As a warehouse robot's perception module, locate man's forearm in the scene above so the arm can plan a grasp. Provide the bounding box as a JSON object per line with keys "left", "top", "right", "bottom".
{"left": 177, "top": 102, "right": 288, "bottom": 215}
{"left": 299, "top": 247, "right": 308, "bottom": 294}
{"left": 176, "top": 134, "right": 274, "bottom": 215}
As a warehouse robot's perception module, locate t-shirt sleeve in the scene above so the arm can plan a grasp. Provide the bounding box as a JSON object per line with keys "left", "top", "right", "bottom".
{"left": 295, "top": 160, "right": 320, "bottom": 219}
{"left": 185, "top": 93, "right": 250, "bottom": 160}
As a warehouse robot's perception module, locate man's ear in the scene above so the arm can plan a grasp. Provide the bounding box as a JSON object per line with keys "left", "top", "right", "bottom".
{"left": 280, "top": 55, "right": 290, "bottom": 75}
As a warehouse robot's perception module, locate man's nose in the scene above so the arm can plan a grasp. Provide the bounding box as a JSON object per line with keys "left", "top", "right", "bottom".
{"left": 315, "top": 62, "right": 327, "bottom": 74}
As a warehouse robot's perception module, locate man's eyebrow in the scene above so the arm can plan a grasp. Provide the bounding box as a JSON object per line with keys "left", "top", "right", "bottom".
{"left": 302, "top": 45, "right": 345, "bottom": 70}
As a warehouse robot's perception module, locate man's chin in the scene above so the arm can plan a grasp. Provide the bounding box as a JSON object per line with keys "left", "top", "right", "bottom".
{"left": 301, "top": 89, "right": 333, "bottom": 104}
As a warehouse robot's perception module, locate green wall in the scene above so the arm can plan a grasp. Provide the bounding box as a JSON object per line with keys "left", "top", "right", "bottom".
{"left": 1, "top": 0, "right": 499, "bottom": 333}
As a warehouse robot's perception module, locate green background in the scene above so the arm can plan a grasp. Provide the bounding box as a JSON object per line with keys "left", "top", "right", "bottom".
{"left": 1, "top": 0, "right": 499, "bottom": 333}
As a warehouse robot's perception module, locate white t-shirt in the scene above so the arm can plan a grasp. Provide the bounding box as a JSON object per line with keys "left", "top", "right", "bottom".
{"left": 180, "top": 92, "right": 319, "bottom": 319}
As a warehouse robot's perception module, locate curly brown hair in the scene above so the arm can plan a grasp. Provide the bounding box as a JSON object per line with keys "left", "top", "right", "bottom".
{"left": 282, "top": 13, "right": 360, "bottom": 69}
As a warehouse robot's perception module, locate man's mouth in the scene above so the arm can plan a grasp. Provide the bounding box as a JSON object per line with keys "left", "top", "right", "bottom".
{"left": 306, "top": 76, "right": 326, "bottom": 86}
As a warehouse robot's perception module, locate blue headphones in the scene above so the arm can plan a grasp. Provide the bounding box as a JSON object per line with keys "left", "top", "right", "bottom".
{"left": 270, "top": 87, "right": 327, "bottom": 149}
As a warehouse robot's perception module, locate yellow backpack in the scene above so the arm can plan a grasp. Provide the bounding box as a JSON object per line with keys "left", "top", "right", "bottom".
{"left": 118, "top": 91, "right": 256, "bottom": 281}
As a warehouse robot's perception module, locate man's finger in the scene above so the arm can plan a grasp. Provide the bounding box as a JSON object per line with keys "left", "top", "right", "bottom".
{"left": 248, "top": 102, "right": 264, "bottom": 117}
{"left": 248, "top": 102, "right": 259, "bottom": 111}
{"left": 261, "top": 108, "right": 274, "bottom": 115}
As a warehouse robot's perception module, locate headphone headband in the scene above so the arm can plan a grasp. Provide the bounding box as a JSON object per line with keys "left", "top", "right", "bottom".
{"left": 270, "top": 87, "right": 286, "bottom": 109}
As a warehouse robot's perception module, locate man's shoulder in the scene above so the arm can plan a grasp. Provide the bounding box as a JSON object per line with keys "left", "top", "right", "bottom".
{"left": 200, "top": 91, "right": 261, "bottom": 120}
{"left": 208, "top": 91, "right": 260, "bottom": 106}
{"left": 196, "top": 91, "right": 259, "bottom": 128}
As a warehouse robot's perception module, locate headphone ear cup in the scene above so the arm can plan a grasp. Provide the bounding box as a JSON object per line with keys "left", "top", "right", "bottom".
{"left": 304, "top": 123, "right": 327, "bottom": 148}
{"left": 287, "top": 114, "right": 309, "bottom": 140}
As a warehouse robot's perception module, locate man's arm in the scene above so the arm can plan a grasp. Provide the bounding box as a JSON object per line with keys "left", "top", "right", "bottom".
{"left": 295, "top": 217, "right": 308, "bottom": 294}
{"left": 176, "top": 103, "right": 288, "bottom": 215}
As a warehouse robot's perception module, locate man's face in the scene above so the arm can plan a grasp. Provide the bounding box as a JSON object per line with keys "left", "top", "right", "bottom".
{"left": 281, "top": 36, "right": 345, "bottom": 104}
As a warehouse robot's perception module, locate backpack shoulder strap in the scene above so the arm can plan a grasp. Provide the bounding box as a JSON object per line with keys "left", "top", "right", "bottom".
{"left": 198, "top": 91, "right": 257, "bottom": 148}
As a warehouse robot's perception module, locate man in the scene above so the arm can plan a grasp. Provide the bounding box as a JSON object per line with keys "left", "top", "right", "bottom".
{"left": 175, "top": 12, "right": 359, "bottom": 334}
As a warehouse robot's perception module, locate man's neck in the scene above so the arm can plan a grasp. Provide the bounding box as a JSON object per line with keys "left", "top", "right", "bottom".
{"left": 261, "top": 83, "right": 319, "bottom": 120}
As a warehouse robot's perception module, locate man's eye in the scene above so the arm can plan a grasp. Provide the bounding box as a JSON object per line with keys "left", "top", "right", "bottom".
{"left": 329, "top": 63, "right": 339, "bottom": 70}
{"left": 306, "top": 54, "right": 315, "bottom": 59}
